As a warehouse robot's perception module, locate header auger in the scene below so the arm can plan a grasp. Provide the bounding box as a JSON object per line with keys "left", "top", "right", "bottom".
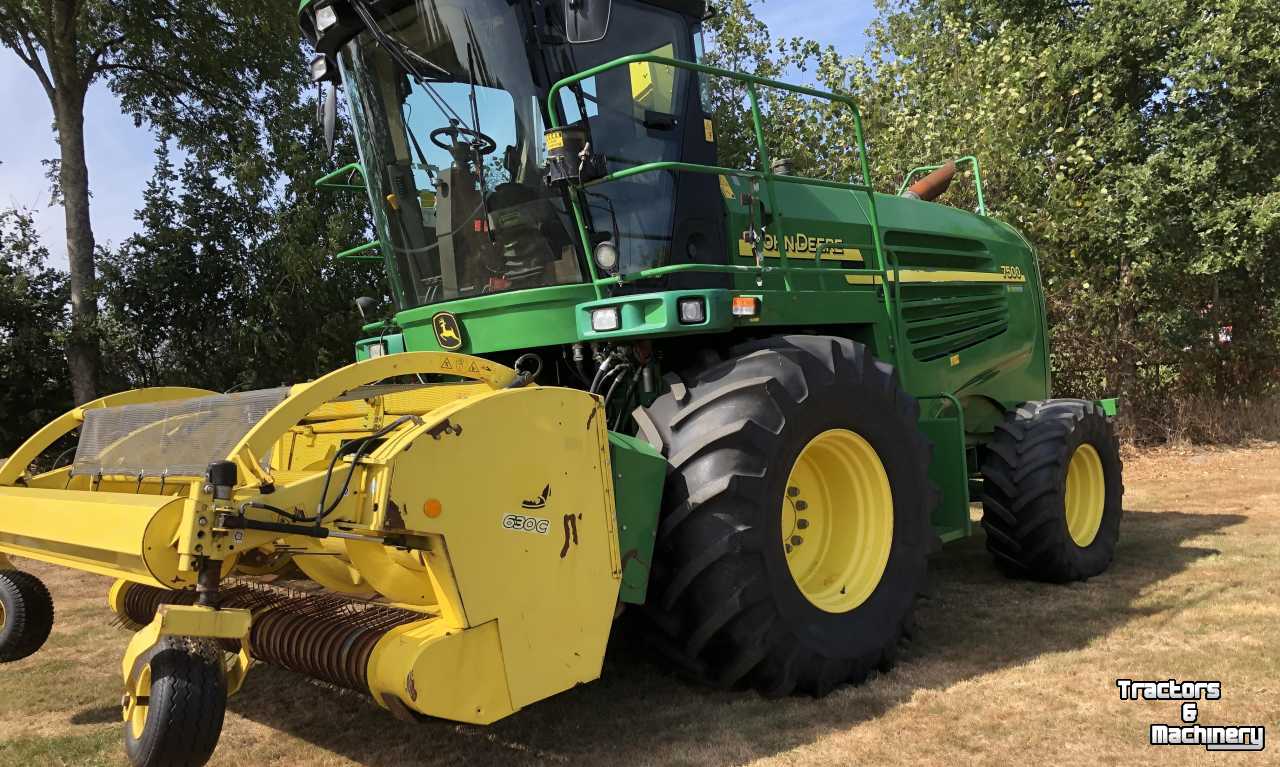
{"left": 0, "top": 1, "right": 1124, "bottom": 764}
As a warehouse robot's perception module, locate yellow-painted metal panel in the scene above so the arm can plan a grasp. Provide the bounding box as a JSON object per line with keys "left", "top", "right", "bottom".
{"left": 344, "top": 538, "right": 437, "bottom": 606}
{"left": 152, "top": 603, "right": 252, "bottom": 639}
{"left": 290, "top": 538, "right": 377, "bottom": 597}
{"left": 0, "top": 487, "right": 187, "bottom": 587}
{"left": 371, "top": 387, "right": 620, "bottom": 714}
{"left": 367, "top": 618, "right": 514, "bottom": 724}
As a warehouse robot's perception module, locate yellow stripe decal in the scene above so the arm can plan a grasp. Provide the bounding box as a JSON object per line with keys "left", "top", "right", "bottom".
{"left": 845, "top": 268, "right": 1027, "bottom": 285}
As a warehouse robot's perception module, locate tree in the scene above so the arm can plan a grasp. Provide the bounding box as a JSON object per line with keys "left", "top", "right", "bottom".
{"left": 0, "top": 208, "right": 71, "bottom": 454}
{"left": 0, "top": 0, "right": 299, "bottom": 403}
{"left": 95, "top": 36, "right": 381, "bottom": 394}
{"left": 708, "top": 0, "right": 1280, "bottom": 437}
{"left": 848, "top": 0, "right": 1280, "bottom": 431}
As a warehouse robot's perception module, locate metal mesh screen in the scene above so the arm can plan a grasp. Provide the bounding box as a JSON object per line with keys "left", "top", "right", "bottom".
{"left": 72, "top": 388, "right": 291, "bottom": 478}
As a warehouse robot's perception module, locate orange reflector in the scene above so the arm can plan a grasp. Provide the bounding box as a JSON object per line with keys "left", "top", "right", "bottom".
{"left": 732, "top": 296, "right": 761, "bottom": 317}
{"left": 424, "top": 499, "right": 443, "bottom": 519}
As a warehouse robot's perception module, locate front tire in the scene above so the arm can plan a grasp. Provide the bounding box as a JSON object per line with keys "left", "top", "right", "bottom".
{"left": 123, "top": 638, "right": 226, "bottom": 767}
{"left": 980, "top": 399, "right": 1124, "bottom": 582}
{"left": 640, "top": 336, "right": 935, "bottom": 696}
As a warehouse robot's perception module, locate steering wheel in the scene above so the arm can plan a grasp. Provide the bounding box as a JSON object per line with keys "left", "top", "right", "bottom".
{"left": 430, "top": 124, "right": 498, "bottom": 156}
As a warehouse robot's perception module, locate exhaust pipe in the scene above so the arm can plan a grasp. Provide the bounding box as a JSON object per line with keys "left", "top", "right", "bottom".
{"left": 903, "top": 160, "right": 958, "bottom": 202}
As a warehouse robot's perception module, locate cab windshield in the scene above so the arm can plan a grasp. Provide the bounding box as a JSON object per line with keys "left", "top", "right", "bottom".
{"left": 340, "top": 0, "right": 580, "bottom": 308}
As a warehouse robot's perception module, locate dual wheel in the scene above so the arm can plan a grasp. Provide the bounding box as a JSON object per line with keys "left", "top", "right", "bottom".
{"left": 640, "top": 336, "right": 1124, "bottom": 699}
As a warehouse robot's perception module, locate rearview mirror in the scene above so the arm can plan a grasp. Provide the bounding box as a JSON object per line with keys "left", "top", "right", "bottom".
{"left": 323, "top": 82, "right": 338, "bottom": 157}
{"left": 565, "top": 0, "right": 611, "bottom": 44}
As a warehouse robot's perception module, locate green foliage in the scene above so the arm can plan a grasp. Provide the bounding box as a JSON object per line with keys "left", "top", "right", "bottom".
{"left": 97, "top": 72, "right": 382, "bottom": 393}
{"left": 708, "top": 0, "right": 1280, "bottom": 437}
{"left": 0, "top": 209, "right": 72, "bottom": 454}
{"left": 0, "top": 0, "right": 298, "bottom": 143}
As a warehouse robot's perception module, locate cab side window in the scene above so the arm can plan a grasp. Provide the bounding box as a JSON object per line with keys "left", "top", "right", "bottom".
{"left": 556, "top": 6, "right": 692, "bottom": 274}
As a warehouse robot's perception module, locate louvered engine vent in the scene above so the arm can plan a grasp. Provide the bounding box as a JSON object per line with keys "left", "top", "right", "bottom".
{"left": 899, "top": 283, "right": 1011, "bottom": 362}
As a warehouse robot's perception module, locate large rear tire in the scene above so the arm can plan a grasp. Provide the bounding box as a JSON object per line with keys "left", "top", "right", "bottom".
{"left": 0, "top": 569, "right": 54, "bottom": 662}
{"left": 980, "top": 399, "right": 1124, "bottom": 582}
{"left": 639, "top": 336, "right": 934, "bottom": 696}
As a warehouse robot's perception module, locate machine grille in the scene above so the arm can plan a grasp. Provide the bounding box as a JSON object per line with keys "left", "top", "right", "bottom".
{"left": 72, "top": 388, "right": 291, "bottom": 479}
{"left": 899, "top": 284, "right": 1011, "bottom": 362}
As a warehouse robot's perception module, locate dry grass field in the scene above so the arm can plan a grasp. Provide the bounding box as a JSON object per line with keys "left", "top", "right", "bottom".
{"left": 0, "top": 443, "right": 1275, "bottom": 766}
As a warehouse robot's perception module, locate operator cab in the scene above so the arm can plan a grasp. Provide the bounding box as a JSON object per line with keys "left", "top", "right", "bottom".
{"left": 302, "top": 0, "right": 720, "bottom": 311}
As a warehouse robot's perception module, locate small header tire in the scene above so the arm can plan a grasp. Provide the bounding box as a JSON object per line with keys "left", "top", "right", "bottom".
{"left": 123, "top": 638, "right": 226, "bottom": 767}
{"left": 0, "top": 569, "right": 54, "bottom": 663}
{"left": 980, "top": 399, "right": 1124, "bottom": 582}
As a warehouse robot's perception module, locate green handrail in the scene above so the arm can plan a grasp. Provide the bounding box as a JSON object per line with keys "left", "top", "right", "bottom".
{"left": 336, "top": 240, "right": 383, "bottom": 261}
{"left": 316, "top": 162, "right": 368, "bottom": 191}
{"left": 546, "top": 53, "right": 900, "bottom": 353}
{"left": 898, "top": 155, "right": 987, "bottom": 216}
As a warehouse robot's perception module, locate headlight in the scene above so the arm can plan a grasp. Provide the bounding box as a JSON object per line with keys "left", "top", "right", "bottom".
{"left": 590, "top": 307, "right": 621, "bottom": 332}
{"left": 593, "top": 240, "right": 619, "bottom": 274}
{"left": 315, "top": 4, "right": 339, "bottom": 32}
{"left": 677, "top": 297, "right": 707, "bottom": 325}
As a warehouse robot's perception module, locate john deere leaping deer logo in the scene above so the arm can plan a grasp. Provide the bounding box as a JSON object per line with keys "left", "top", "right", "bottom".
{"left": 432, "top": 312, "right": 464, "bottom": 350}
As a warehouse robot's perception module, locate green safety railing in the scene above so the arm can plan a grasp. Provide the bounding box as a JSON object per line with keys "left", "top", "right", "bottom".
{"left": 316, "top": 162, "right": 368, "bottom": 191}
{"left": 547, "top": 53, "right": 902, "bottom": 351}
{"left": 315, "top": 163, "right": 383, "bottom": 261}
{"left": 898, "top": 155, "right": 987, "bottom": 217}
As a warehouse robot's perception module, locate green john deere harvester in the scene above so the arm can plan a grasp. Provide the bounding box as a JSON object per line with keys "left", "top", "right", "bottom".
{"left": 0, "top": 1, "right": 1124, "bottom": 764}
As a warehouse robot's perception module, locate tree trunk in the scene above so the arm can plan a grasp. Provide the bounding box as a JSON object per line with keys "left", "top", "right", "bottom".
{"left": 1115, "top": 248, "right": 1138, "bottom": 429}
{"left": 47, "top": 1, "right": 100, "bottom": 405}
{"left": 54, "top": 92, "right": 99, "bottom": 404}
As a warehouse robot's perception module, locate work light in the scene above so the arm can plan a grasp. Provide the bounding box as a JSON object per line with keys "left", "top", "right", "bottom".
{"left": 590, "top": 307, "right": 621, "bottom": 332}
{"left": 315, "top": 4, "right": 339, "bottom": 32}
{"left": 677, "top": 297, "right": 707, "bottom": 325}
{"left": 593, "top": 241, "right": 620, "bottom": 273}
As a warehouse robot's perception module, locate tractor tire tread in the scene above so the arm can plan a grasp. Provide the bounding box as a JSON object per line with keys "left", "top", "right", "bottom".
{"left": 0, "top": 570, "right": 54, "bottom": 663}
{"left": 639, "top": 335, "right": 934, "bottom": 697}
{"left": 980, "top": 399, "right": 1124, "bottom": 583}
{"left": 123, "top": 639, "right": 226, "bottom": 767}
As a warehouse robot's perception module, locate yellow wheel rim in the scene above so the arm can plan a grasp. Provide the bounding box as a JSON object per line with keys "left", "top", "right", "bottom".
{"left": 1065, "top": 443, "right": 1106, "bottom": 547}
{"left": 123, "top": 663, "right": 151, "bottom": 740}
{"left": 781, "top": 429, "right": 894, "bottom": 613}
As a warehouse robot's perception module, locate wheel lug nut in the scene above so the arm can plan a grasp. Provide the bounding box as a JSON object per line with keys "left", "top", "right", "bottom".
{"left": 797, "top": 519, "right": 809, "bottom": 529}
{"left": 787, "top": 486, "right": 800, "bottom": 498}
{"left": 785, "top": 543, "right": 793, "bottom": 554}
{"left": 795, "top": 501, "right": 808, "bottom": 511}
{"left": 791, "top": 535, "right": 803, "bottom": 546}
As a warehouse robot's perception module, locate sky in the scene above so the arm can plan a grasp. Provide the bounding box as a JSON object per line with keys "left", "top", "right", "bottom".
{"left": 0, "top": 1, "right": 877, "bottom": 270}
